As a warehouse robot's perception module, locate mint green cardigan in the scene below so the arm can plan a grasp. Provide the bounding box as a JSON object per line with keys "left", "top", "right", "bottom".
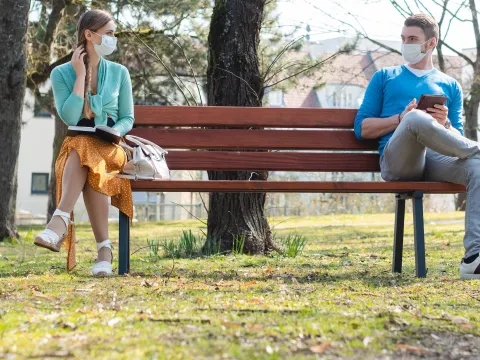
{"left": 50, "top": 56, "right": 134, "bottom": 136}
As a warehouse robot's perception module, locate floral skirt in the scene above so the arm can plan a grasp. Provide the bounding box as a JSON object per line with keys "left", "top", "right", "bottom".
{"left": 55, "top": 135, "right": 133, "bottom": 271}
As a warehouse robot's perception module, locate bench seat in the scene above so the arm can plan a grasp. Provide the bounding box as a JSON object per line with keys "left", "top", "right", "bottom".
{"left": 117, "top": 106, "right": 466, "bottom": 278}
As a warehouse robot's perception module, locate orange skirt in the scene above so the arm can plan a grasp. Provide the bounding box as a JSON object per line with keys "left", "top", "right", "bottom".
{"left": 55, "top": 135, "right": 133, "bottom": 271}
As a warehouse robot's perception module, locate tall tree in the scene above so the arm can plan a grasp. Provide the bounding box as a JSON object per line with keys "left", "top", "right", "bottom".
{"left": 206, "top": 0, "right": 275, "bottom": 253}
{"left": 0, "top": 0, "right": 30, "bottom": 239}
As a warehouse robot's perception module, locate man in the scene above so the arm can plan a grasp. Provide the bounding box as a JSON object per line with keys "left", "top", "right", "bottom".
{"left": 354, "top": 13, "right": 480, "bottom": 279}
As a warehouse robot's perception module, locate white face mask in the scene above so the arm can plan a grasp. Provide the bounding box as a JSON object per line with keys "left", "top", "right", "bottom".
{"left": 401, "top": 38, "right": 432, "bottom": 64}
{"left": 91, "top": 31, "right": 117, "bottom": 57}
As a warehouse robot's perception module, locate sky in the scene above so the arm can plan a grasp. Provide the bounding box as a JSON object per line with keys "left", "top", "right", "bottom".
{"left": 276, "top": 0, "right": 478, "bottom": 53}
{"left": 27, "top": 0, "right": 478, "bottom": 54}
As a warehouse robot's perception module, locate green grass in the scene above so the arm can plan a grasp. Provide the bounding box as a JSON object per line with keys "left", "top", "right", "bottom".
{"left": 1, "top": 211, "right": 480, "bottom": 359}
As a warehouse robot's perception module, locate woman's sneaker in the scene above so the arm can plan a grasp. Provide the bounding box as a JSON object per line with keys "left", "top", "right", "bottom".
{"left": 460, "top": 253, "right": 480, "bottom": 280}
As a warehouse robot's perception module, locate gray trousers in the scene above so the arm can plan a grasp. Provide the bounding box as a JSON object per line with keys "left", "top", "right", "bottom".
{"left": 381, "top": 109, "right": 480, "bottom": 257}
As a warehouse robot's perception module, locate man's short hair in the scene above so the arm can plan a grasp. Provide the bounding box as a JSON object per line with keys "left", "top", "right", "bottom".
{"left": 404, "top": 14, "right": 439, "bottom": 42}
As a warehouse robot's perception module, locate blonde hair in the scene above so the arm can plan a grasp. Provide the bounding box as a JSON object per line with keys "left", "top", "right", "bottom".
{"left": 76, "top": 9, "right": 114, "bottom": 119}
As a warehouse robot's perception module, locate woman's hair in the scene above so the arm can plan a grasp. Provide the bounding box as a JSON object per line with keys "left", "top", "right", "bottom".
{"left": 76, "top": 9, "right": 114, "bottom": 119}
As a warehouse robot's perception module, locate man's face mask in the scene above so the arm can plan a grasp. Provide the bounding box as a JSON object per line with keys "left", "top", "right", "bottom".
{"left": 401, "top": 38, "right": 432, "bottom": 64}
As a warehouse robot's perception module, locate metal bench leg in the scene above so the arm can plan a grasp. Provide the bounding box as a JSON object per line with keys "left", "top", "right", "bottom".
{"left": 119, "top": 211, "right": 130, "bottom": 275}
{"left": 393, "top": 194, "right": 406, "bottom": 273}
{"left": 412, "top": 191, "right": 427, "bottom": 278}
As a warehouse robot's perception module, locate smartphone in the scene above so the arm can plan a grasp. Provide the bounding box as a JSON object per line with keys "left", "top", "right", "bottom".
{"left": 416, "top": 94, "right": 448, "bottom": 113}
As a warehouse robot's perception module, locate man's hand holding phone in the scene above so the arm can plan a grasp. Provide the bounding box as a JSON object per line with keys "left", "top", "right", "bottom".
{"left": 426, "top": 104, "right": 449, "bottom": 126}
{"left": 399, "top": 98, "right": 418, "bottom": 122}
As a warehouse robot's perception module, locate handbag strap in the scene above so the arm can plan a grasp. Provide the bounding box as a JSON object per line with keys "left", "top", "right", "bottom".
{"left": 119, "top": 141, "right": 134, "bottom": 152}
{"left": 125, "top": 135, "right": 168, "bottom": 155}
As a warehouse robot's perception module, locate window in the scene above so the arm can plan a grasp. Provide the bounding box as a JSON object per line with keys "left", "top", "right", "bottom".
{"left": 31, "top": 173, "right": 49, "bottom": 195}
{"left": 268, "top": 89, "right": 284, "bottom": 107}
{"left": 332, "top": 93, "right": 337, "bottom": 107}
{"left": 348, "top": 94, "right": 352, "bottom": 107}
{"left": 33, "top": 94, "right": 52, "bottom": 118}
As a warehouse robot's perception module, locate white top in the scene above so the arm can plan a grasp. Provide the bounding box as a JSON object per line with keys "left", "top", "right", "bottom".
{"left": 405, "top": 65, "right": 436, "bottom": 77}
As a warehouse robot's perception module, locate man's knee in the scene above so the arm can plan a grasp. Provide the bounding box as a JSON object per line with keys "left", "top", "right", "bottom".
{"left": 401, "top": 110, "right": 434, "bottom": 132}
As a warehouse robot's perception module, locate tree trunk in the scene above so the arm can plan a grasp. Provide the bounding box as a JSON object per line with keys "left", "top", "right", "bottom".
{"left": 458, "top": 76, "right": 480, "bottom": 211}
{"left": 47, "top": 114, "right": 68, "bottom": 222}
{"left": 464, "top": 95, "right": 480, "bottom": 142}
{"left": 457, "top": 0, "right": 480, "bottom": 211}
{"left": 0, "top": 0, "right": 30, "bottom": 240}
{"left": 206, "top": 0, "right": 273, "bottom": 254}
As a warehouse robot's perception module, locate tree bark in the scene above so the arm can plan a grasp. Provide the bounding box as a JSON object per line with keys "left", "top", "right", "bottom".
{"left": 456, "top": 0, "right": 480, "bottom": 211}
{"left": 47, "top": 114, "right": 68, "bottom": 222}
{"left": 206, "top": 0, "right": 273, "bottom": 254}
{"left": 46, "top": 5, "right": 86, "bottom": 221}
{"left": 0, "top": 0, "right": 30, "bottom": 239}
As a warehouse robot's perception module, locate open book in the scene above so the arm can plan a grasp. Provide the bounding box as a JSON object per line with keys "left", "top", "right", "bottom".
{"left": 67, "top": 125, "right": 121, "bottom": 144}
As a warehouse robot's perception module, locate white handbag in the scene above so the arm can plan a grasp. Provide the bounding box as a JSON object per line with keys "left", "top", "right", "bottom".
{"left": 114, "top": 135, "right": 170, "bottom": 181}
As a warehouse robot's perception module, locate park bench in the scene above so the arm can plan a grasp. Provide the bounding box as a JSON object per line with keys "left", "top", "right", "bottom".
{"left": 118, "top": 106, "right": 466, "bottom": 278}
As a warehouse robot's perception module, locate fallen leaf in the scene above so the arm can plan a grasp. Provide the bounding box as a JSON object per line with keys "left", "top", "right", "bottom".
{"left": 451, "top": 316, "right": 469, "bottom": 324}
{"left": 394, "top": 344, "right": 425, "bottom": 354}
{"left": 57, "top": 321, "right": 76, "bottom": 330}
{"left": 31, "top": 289, "right": 51, "bottom": 300}
{"left": 250, "top": 297, "right": 264, "bottom": 304}
{"left": 243, "top": 280, "right": 257, "bottom": 287}
{"left": 363, "top": 336, "right": 374, "bottom": 347}
{"left": 107, "top": 317, "right": 122, "bottom": 327}
{"left": 443, "top": 312, "right": 469, "bottom": 324}
{"left": 461, "top": 323, "right": 473, "bottom": 330}
{"left": 141, "top": 280, "right": 152, "bottom": 287}
{"left": 310, "top": 341, "right": 332, "bottom": 354}
{"left": 221, "top": 320, "right": 241, "bottom": 328}
{"left": 83, "top": 283, "right": 99, "bottom": 289}
{"left": 247, "top": 323, "right": 264, "bottom": 331}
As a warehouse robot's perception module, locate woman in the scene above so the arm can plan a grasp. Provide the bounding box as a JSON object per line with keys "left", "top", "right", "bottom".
{"left": 34, "top": 9, "right": 134, "bottom": 277}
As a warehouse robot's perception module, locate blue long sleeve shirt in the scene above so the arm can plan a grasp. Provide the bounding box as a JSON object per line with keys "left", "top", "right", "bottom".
{"left": 50, "top": 56, "right": 134, "bottom": 136}
{"left": 354, "top": 65, "right": 464, "bottom": 156}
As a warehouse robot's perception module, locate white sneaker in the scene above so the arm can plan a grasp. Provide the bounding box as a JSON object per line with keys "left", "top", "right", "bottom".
{"left": 460, "top": 253, "right": 480, "bottom": 280}
{"left": 34, "top": 209, "right": 73, "bottom": 252}
{"left": 92, "top": 239, "right": 113, "bottom": 277}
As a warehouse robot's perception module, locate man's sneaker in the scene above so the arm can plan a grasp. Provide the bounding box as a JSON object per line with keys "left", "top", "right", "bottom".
{"left": 460, "top": 253, "right": 480, "bottom": 280}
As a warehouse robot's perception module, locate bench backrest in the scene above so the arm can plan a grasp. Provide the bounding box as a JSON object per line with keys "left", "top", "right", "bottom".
{"left": 131, "top": 106, "right": 380, "bottom": 173}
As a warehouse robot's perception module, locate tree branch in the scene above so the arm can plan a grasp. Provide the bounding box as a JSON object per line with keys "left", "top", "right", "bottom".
{"left": 438, "top": 39, "right": 475, "bottom": 66}
{"left": 264, "top": 52, "right": 343, "bottom": 89}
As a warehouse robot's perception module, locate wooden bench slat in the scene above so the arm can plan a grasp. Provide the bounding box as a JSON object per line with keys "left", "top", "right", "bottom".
{"left": 134, "top": 106, "right": 357, "bottom": 128}
{"left": 130, "top": 128, "right": 378, "bottom": 150}
{"left": 130, "top": 180, "right": 466, "bottom": 193}
{"left": 165, "top": 151, "right": 380, "bottom": 172}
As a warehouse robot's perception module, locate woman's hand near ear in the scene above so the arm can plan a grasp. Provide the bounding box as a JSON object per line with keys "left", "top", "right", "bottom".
{"left": 71, "top": 46, "right": 87, "bottom": 99}
{"left": 72, "top": 46, "right": 87, "bottom": 77}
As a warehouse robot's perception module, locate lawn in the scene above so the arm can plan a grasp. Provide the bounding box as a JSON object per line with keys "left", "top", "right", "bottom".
{"left": 1, "top": 212, "right": 480, "bottom": 359}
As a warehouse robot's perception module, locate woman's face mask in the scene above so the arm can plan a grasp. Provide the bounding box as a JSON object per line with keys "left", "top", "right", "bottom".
{"left": 90, "top": 31, "right": 117, "bottom": 57}
{"left": 401, "top": 38, "right": 432, "bottom": 64}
